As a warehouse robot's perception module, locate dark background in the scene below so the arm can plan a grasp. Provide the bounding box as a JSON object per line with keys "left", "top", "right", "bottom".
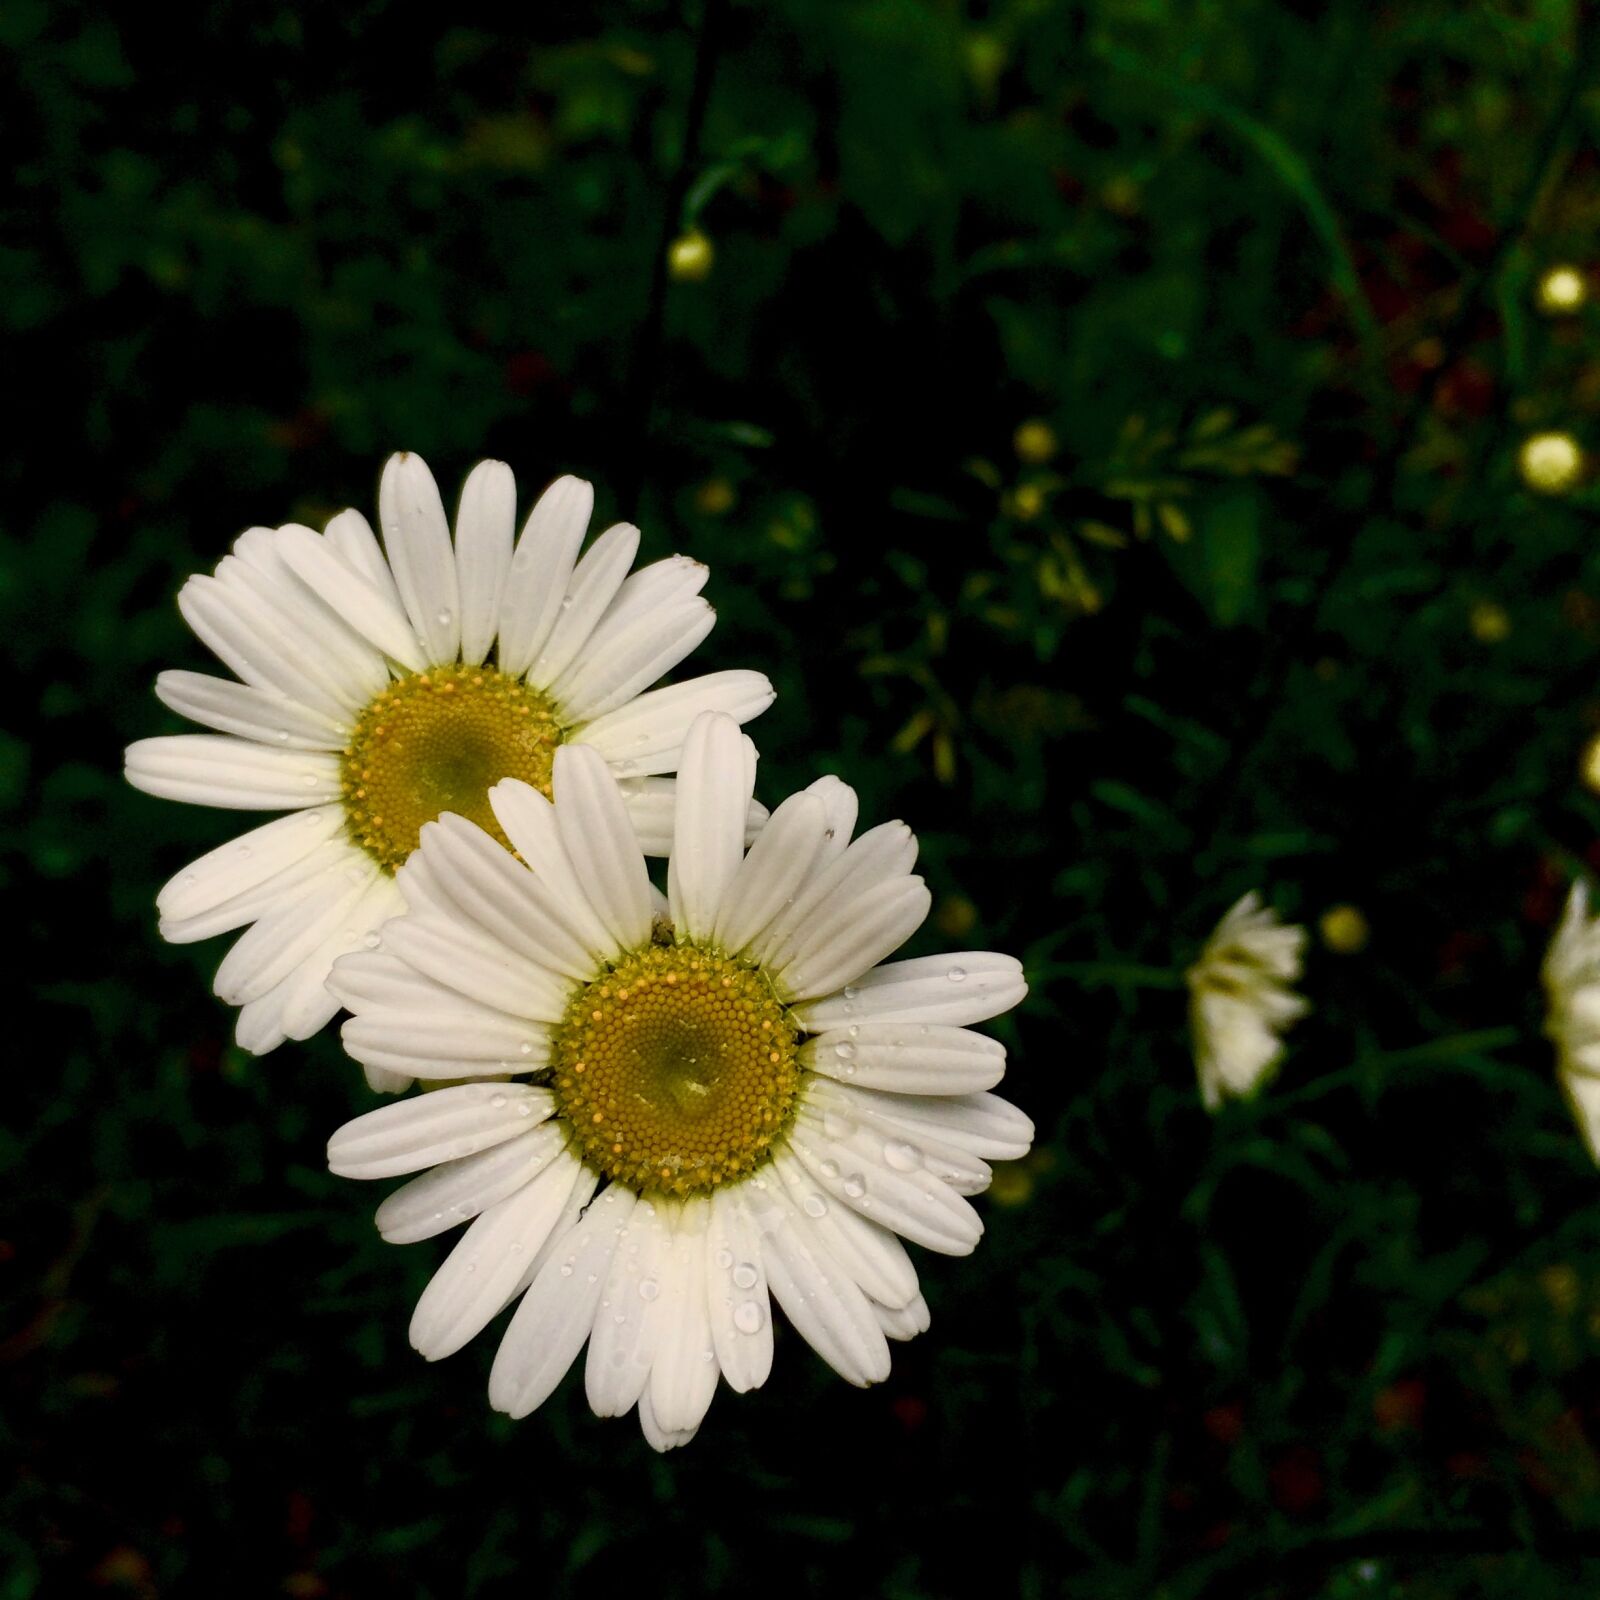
{"left": 11, "top": 1, "right": 1600, "bottom": 1595}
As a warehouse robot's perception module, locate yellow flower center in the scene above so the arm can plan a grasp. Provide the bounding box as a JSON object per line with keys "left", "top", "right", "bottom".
{"left": 552, "top": 944, "right": 801, "bottom": 1196}
{"left": 341, "top": 664, "right": 563, "bottom": 873}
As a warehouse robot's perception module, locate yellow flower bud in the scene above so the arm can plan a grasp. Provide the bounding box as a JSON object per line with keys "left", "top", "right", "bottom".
{"left": 667, "top": 229, "right": 714, "bottom": 282}
{"left": 1319, "top": 904, "right": 1369, "bottom": 955}
{"left": 1537, "top": 265, "right": 1587, "bottom": 316}
{"left": 1518, "top": 431, "right": 1584, "bottom": 495}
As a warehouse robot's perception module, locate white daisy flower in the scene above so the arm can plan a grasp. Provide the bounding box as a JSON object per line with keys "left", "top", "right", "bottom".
{"left": 1542, "top": 881, "right": 1600, "bottom": 1160}
{"left": 325, "top": 711, "right": 1031, "bottom": 1452}
{"left": 1186, "top": 890, "right": 1308, "bottom": 1110}
{"left": 126, "top": 452, "right": 773, "bottom": 1060}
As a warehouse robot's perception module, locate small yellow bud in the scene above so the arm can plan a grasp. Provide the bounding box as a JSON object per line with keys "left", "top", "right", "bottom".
{"left": 1581, "top": 732, "right": 1600, "bottom": 794}
{"left": 1013, "top": 419, "right": 1058, "bottom": 464}
{"left": 1537, "top": 265, "right": 1588, "bottom": 316}
{"left": 1319, "top": 904, "right": 1369, "bottom": 955}
{"left": 1519, "top": 431, "right": 1584, "bottom": 494}
{"left": 694, "top": 477, "right": 735, "bottom": 516}
{"left": 934, "top": 895, "right": 978, "bottom": 938}
{"left": 1012, "top": 482, "right": 1046, "bottom": 521}
{"left": 1469, "top": 601, "right": 1511, "bottom": 643}
{"left": 987, "top": 1162, "right": 1034, "bottom": 1208}
{"left": 667, "top": 228, "right": 714, "bottom": 282}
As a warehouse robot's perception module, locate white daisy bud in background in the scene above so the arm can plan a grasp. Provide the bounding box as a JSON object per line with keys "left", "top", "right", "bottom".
{"left": 125, "top": 452, "right": 773, "bottom": 1060}
{"left": 325, "top": 711, "right": 1031, "bottom": 1452}
{"left": 1186, "top": 891, "right": 1308, "bottom": 1111}
{"left": 1541, "top": 881, "right": 1600, "bottom": 1161}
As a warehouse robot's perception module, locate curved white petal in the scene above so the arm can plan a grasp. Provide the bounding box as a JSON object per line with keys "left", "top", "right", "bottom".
{"left": 327, "top": 1083, "right": 554, "bottom": 1180}
{"left": 489, "top": 1183, "right": 638, "bottom": 1419}
{"left": 771, "top": 1150, "right": 919, "bottom": 1309}
{"left": 712, "top": 791, "right": 828, "bottom": 956}
{"left": 706, "top": 1186, "right": 773, "bottom": 1394}
{"left": 816, "top": 1084, "right": 1034, "bottom": 1162}
{"left": 584, "top": 1194, "right": 671, "bottom": 1417}
{"left": 376, "top": 1122, "right": 570, "bottom": 1244}
{"left": 776, "top": 877, "right": 932, "bottom": 1003}
{"left": 800, "top": 1023, "right": 1006, "bottom": 1095}
{"left": 874, "top": 1293, "right": 931, "bottom": 1342}
{"left": 409, "top": 1148, "right": 583, "bottom": 1360}
{"left": 127, "top": 735, "right": 341, "bottom": 810}
{"left": 551, "top": 746, "right": 653, "bottom": 954}
{"left": 648, "top": 1199, "right": 719, "bottom": 1436}
{"left": 154, "top": 670, "right": 346, "bottom": 750}
{"left": 379, "top": 914, "right": 571, "bottom": 1024}
{"left": 378, "top": 452, "right": 460, "bottom": 663}
{"left": 803, "top": 1079, "right": 994, "bottom": 1193}
{"left": 156, "top": 806, "right": 344, "bottom": 922}
{"left": 573, "top": 670, "right": 775, "bottom": 777}
{"left": 455, "top": 459, "right": 516, "bottom": 667}
{"left": 794, "top": 952, "right": 1028, "bottom": 1032}
{"left": 273, "top": 524, "right": 427, "bottom": 670}
{"left": 555, "top": 597, "right": 717, "bottom": 726}
{"left": 668, "top": 712, "right": 752, "bottom": 942}
{"left": 525, "top": 522, "right": 639, "bottom": 689}
{"left": 213, "top": 863, "right": 372, "bottom": 1005}
{"left": 496, "top": 475, "right": 593, "bottom": 678}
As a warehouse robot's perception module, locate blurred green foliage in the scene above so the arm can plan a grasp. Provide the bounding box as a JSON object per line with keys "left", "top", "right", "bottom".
{"left": 11, "top": 0, "right": 1600, "bottom": 1595}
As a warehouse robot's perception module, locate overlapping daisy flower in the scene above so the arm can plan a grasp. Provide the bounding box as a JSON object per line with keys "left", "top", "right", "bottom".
{"left": 125, "top": 453, "right": 772, "bottom": 1059}
{"left": 1186, "top": 890, "right": 1308, "bottom": 1110}
{"left": 326, "top": 712, "right": 1031, "bottom": 1451}
{"left": 1542, "top": 881, "right": 1600, "bottom": 1161}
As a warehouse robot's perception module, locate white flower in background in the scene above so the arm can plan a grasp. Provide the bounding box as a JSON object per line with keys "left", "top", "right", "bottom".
{"left": 1186, "top": 891, "right": 1308, "bottom": 1110}
{"left": 126, "top": 453, "right": 772, "bottom": 1060}
{"left": 326, "top": 712, "right": 1031, "bottom": 1452}
{"left": 1542, "top": 881, "right": 1600, "bottom": 1161}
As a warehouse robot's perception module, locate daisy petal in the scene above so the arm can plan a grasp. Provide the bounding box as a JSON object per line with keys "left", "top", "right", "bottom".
{"left": 585, "top": 1195, "right": 671, "bottom": 1417}
{"left": 551, "top": 747, "right": 653, "bottom": 953}
{"left": 668, "top": 712, "right": 753, "bottom": 942}
{"left": 648, "top": 1199, "right": 719, "bottom": 1435}
{"left": 788, "top": 1111, "right": 983, "bottom": 1256}
{"left": 273, "top": 524, "right": 427, "bottom": 671}
{"left": 574, "top": 669, "right": 776, "bottom": 777}
{"left": 794, "top": 953, "right": 1028, "bottom": 1032}
{"left": 874, "top": 1293, "right": 930, "bottom": 1342}
{"left": 341, "top": 1009, "right": 551, "bottom": 1070}
{"left": 526, "top": 522, "right": 639, "bottom": 689}
{"left": 275, "top": 873, "right": 405, "bottom": 1042}
{"left": 713, "top": 792, "right": 828, "bottom": 956}
{"left": 776, "top": 877, "right": 932, "bottom": 1003}
{"left": 495, "top": 475, "right": 593, "bottom": 678}
{"left": 485, "top": 779, "right": 622, "bottom": 961}
{"left": 126, "top": 735, "right": 341, "bottom": 810}
{"left": 706, "top": 1187, "right": 773, "bottom": 1394}
{"left": 800, "top": 1023, "right": 1007, "bottom": 1095}
{"left": 376, "top": 1122, "right": 570, "bottom": 1243}
{"left": 489, "top": 1183, "right": 639, "bottom": 1419}
{"left": 379, "top": 915, "right": 571, "bottom": 1023}
{"left": 819, "top": 1085, "right": 1034, "bottom": 1162}
{"left": 213, "top": 866, "right": 372, "bottom": 1005}
{"left": 158, "top": 839, "right": 354, "bottom": 945}
{"left": 748, "top": 1181, "right": 890, "bottom": 1387}
{"left": 772, "top": 1150, "right": 919, "bottom": 1308}
{"left": 454, "top": 459, "right": 516, "bottom": 667}
{"left": 618, "top": 778, "right": 767, "bottom": 858}
{"left": 324, "top": 508, "right": 404, "bottom": 609}
{"left": 378, "top": 452, "right": 460, "bottom": 663}
{"left": 156, "top": 807, "right": 344, "bottom": 922}
{"left": 327, "top": 1083, "right": 554, "bottom": 1180}
{"left": 154, "top": 671, "right": 345, "bottom": 750}
{"left": 804, "top": 1079, "right": 994, "bottom": 1193}
{"left": 637, "top": 1386, "right": 699, "bottom": 1453}
{"left": 807, "top": 776, "right": 859, "bottom": 866}
{"left": 555, "top": 599, "right": 717, "bottom": 726}
{"left": 409, "top": 1148, "right": 584, "bottom": 1360}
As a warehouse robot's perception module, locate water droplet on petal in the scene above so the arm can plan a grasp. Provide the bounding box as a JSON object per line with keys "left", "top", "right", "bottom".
{"left": 732, "top": 1262, "right": 758, "bottom": 1290}
{"left": 638, "top": 1278, "right": 660, "bottom": 1301}
{"left": 733, "top": 1301, "right": 765, "bottom": 1335}
{"left": 715, "top": 1248, "right": 733, "bottom": 1270}
{"left": 883, "top": 1139, "right": 920, "bottom": 1172}
{"left": 833, "top": 1041, "right": 857, "bottom": 1062}
{"left": 802, "top": 1192, "right": 828, "bottom": 1218}
{"left": 490, "top": 1094, "right": 507, "bottom": 1110}
{"left": 362, "top": 931, "right": 382, "bottom": 949}
{"left": 436, "top": 608, "right": 453, "bottom": 627}
{"left": 948, "top": 966, "right": 967, "bottom": 982}
{"left": 843, "top": 1174, "right": 867, "bottom": 1200}
{"left": 820, "top": 1159, "right": 840, "bottom": 1180}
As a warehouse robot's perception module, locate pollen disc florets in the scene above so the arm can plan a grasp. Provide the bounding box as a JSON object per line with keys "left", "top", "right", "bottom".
{"left": 553, "top": 944, "right": 800, "bottom": 1196}
{"left": 342, "top": 664, "right": 562, "bottom": 873}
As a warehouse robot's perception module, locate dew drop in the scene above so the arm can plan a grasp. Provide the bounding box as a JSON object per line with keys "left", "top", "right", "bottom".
{"left": 822, "top": 1112, "right": 855, "bottom": 1140}
{"left": 302, "top": 773, "right": 319, "bottom": 787}
{"left": 733, "top": 1301, "right": 765, "bottom": 1335}
{"left": 516, "top": 1101, "right": 533, "bottom": 1117}
{"left": 833, "top": 1040, "right": 857, "bottom": 1063}
{"left": 715, "top": 1248, "right": 734, "bottom": 1270}
{"left": 732, "top": 1262, "right": 758, "bottom": 1290}
{"left": 276, "top": 729, "right": 291, "bottom": 743}
{"left": 362, "top": 931, "right": 382, "bottom": 949}
{"left": 883, "top": 1139, "right": 921, "bottom": 1172}
{"left": 843, "top": 1174, "right": 867, "bottom": 1200}
{"left": 948, "top": 966, "right": 967, "bottom": 983}
{"left": 490, "top": 1094, "right": 508, "bottom": 1110}
{"left": 820, "top": 1159, "right": 840, "bottom": 1180}
{"left": 802, "top": 1192, "right": 828, "bottom": 1219}
{"left": 518, "top": 1041, "right": 535, "bottom": 1057}
{"left": 638, "top": 1278, "right": 660, "bottom": 1302}
{"left": 436, "top": 608, "right": 453, "bottom": 628}
{"left": 236, "top": 845, "right": 252, "bottom": 860}
{"left": 842, "top": 984, "right": 860, "bottom": 1000}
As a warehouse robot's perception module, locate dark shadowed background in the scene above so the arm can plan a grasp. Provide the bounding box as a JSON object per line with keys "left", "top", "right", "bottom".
{"left": 11, "top": 1, "right": 1600, "bottom": 1595}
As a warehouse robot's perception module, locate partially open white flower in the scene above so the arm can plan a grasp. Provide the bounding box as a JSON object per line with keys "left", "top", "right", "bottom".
{"left": 1541, "top": 881, "right": 1600, "bottom": 1160}
{"left": 325, "top": 712, "right": 1031, "bottom": 1452}
{"left": 1186, "top": 891, "right": 1308, "bottom": 1110}
{"left": 126, "top": 453, "right": 772, "bottom": 1057}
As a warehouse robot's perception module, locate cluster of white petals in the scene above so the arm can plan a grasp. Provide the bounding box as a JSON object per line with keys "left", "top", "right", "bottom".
{"left": 1186, "top": 891, "right": 1308, "bottom": 1111}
